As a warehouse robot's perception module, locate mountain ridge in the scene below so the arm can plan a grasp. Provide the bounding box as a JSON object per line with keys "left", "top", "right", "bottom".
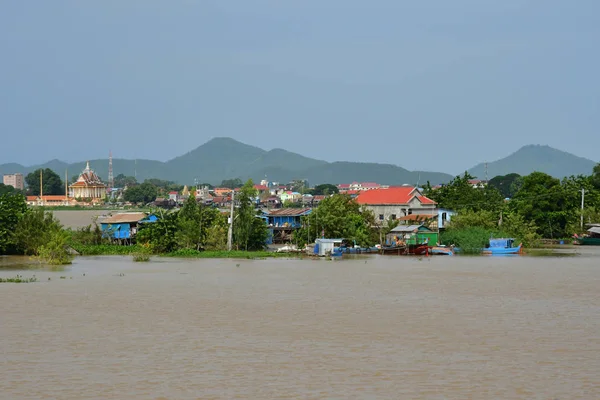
{"left": 2, "top": 139, "right": 597, "bottom": 186}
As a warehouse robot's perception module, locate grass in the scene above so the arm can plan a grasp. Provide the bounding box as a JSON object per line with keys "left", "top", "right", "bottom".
{"left": 70, "top": 244, "right": 145, "bottom": 256}
{"left": 0, "top": 275, "right": 38, "bottom": 283}
{"left": 132, "top": 253, "right": 151, "bottom": 262}
{"left": 163, "top": 249, "right": 300, "bottom": 259}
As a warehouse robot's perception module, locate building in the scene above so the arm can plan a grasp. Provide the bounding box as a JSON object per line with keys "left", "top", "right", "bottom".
{"left": 26, "top": 195, "right": 75, "bottom": 207}
{"left": 100, "top": 212, "right": 157, "bottom": 242}
{"left": 69, "top": 162, "right": 107, "bottom": 200}
{"left": 386, "top": 224, "right": 438, "bottom": 246}
{"left": 264, "top": 208, "right": 312, "bottom": 244}
{"left": 3, "top": 173, "right": 24, "bottom": 190}
{"left": 356, "top": 186, "right": 436, "bottom": 224}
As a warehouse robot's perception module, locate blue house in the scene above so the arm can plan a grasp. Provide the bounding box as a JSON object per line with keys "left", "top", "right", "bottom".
{"left": 100, "top": 212, "right": 157, "bottom": 241}
{"left": 263, "top": 208, "right": 312, "bottom": 244}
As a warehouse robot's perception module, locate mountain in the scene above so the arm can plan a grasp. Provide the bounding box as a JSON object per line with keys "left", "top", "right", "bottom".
{"left": 0, "top": 137, "right": 453, "bottom": 186}
{"left": 468, "top": 145, "right": 598, "bottom": 179}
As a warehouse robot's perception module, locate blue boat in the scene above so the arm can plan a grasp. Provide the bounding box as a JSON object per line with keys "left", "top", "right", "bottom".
{"left": 429, "top": 246, "right": 454, "bottom": 256}
{"left": 482, "top": 238, "right": 522, "bottom": 255}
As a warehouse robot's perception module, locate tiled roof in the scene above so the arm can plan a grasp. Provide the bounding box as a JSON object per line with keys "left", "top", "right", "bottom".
{"left": 360, "top": 182, "right": 380, "bottom": 187}
{"left": 254, "top": 185, "right": 268, "bottom": 190}
{"left": 418, "top": 196, "right": 436, "bottom": 205}
{"left": 356, "top": 187, "right": 421, "bottom": 205}
{"left": 102, "top": 212, "right": 149, "bottom": 224}
{"left": 169, "top": 191, "right": 178, "bottom": 194}
{"left": 337, "top": 184, "right": 350, "bottom": 189}
{"left": 266, "top": 208, "right": 311, "bottom": 217}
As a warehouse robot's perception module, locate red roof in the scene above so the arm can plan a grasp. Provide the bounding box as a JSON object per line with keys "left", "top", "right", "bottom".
{"left": 254, "top": 185, "right": 268, "bottom": 191}
{"left": 418, "top": 196, "right": 436, "bottom": 204}
{"left": 338, "top": 184, "right": 350, "bottom": 189}
{"left": 356, "top": 187, "right": 435, "bottom": 205}
{"left": 168, "top": 191, "right": 178, "bottom": 195}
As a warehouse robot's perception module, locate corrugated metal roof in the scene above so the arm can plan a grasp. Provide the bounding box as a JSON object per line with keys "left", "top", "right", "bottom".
{"left": 390, "top": 224, "right": 423, "bottom": 233}
{"left": 588, "top": 227, "right": 600, "bottom": 234}
{"left": 102, "top": 212, "right": 148, "bottom": 224}
{"left": 398, "top": 214, "right": 436, "bottom": 221}
{"left": 266, "top": 208, "right": 312, "bottom": 216}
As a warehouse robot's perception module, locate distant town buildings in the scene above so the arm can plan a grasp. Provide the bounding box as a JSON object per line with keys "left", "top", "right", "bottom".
{"left": 3, "top": 173, "right": 24, "bottom": 190}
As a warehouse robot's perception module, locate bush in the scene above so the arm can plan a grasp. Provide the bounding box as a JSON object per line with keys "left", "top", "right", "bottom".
{"left": 38, "top": 230, "right": 73, "bottom": 265}
{"left": 441, "top": 227, "right": 494, "bottom": 254}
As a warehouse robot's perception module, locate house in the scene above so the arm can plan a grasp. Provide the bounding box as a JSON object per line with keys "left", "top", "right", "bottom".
{"left": 386, "top": 224, "right": 438, "bottom": 246}
{"left": 264, "top": 208, "right": 312, "bottom": 244}
{"left": 69, "top": 161, "right": 107, "bottom": 200}
{"left": 213, "top": 187, "right": 233, "bottom": 197}
{"left": 337, "top": 182, "right": 385, "bottom": 193}
{"left": 397, "top": 208, "right": 455, "bottom": 230}
{"left": 168, "top": 191, "right": 179, "bottom": 202}
{"left": 314, "top": 238, "right": 344, "bottom": 256}
{"left": 261, "top": 196, "right": 282, "bottom": 209}
{"left": 279, "top": 191, "right": 301, "bottom": 203}
{"left": 469, "top": 180, "right": 487, "bottom": 189}
{"left": 356, "top": 186, "right": 436, "bottom": 224}
{"left": 253, "top": 184, "right": 269, "bottom": 195}
{"left": 100, "top": 212, "right": 158, "bottom": 241}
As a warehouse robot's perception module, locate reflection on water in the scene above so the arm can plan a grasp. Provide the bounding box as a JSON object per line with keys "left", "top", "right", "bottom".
{"left": 1, "top": 253, "right": 600, "bottom": 399}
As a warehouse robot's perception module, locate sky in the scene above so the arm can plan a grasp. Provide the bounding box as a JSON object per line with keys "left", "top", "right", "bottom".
{"left": 1, "top": 0, "right": 598, "bottom": 174}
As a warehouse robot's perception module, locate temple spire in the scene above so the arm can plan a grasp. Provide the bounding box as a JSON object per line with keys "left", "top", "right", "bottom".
{"left": 85, "top": 161, "right": 90, "bottom": 171}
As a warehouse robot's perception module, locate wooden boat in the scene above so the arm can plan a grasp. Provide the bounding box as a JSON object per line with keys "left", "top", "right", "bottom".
{"left": 380, "top": 245, "right": 407, "bottom": 255}
{"left": 429, "top": 246, "right": 454, "bottom": 255}
{"left": 406, "top": 243, "right": 429, "bottom": 255}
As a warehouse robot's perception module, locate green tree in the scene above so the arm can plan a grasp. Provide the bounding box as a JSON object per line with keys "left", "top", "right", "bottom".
{"left": 592, "top": 163, "right": 600, "bottom": 189}
{"left": 488, "top": 173, "right": 522, "bottom": 198}
{"left": 137, "top": 210, "right": 179, "bottom": 253}
{"left": 114, "top": 174, "right": 138, "bottom": 188}
{"left": 233, "top": 180, "right": 268, "bottom": 251}
{"left": 312, "top": 184, "right": 339, "bottom": 196}
{"left": 508, "top": 172, "right": 569, "bottom": 238}
{"left": 0, "top": 193, "right": 28, "bottom": 254}
{"left": 25, "top": 168, "right": 64, "bottom": 196}
{"left": 13, "top": 207, "right": 64, "bottom": 256}
{"left": 123, "top": 182, "right": 158, "bottom": 204}
{"left": 220, "top": 178, "right": 243, "bottom": 189}
{"left": 38, "top": 229, "right": 73, "bottom": 265}
{"left": 425, "top": 172, "right": 504, "bottom": 213}
{"left": 0, "top": 183, "right": 17, "bottom": 195}
{"left": 294, "top": 194, "right": 377, "bottom": 247}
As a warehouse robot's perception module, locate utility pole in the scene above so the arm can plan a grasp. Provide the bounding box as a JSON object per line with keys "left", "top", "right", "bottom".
{"left": 227, "top": 189, "right": 235, "bottom": 251}
{"left": 581, "top": 188, "right": 585, "bottom": 230}
{"left": 40, "top": 169, "right": 43, "bottom": 205}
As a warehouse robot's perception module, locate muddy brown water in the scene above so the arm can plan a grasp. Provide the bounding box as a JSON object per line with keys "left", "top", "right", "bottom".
{"left": 1, "top": 252, "right": 599, "bottom": 399}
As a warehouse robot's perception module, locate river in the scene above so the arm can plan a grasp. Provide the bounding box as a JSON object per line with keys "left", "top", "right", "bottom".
{"left": 1, "top": 252, "right": 599, "bottom": 399}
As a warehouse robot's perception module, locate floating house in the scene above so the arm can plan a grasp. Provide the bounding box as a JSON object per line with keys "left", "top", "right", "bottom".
{"left": 386, "top": 224, "right": 438, "bottom": 246}
{"left": 100, "top": 212, "right": 157, "bottom": 242}
{"left": 314, "top": 238, "right": 344, "bottom": 257}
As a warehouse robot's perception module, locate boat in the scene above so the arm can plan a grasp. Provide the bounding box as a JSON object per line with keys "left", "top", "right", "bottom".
{"left": 406, "top": 243, "right": 429, "bottom": 255}
{"left": 380, "top": 245, "right": 407, "bottom": 255}
{"left": 574, "top": 226, "right": 600, "bottom": 245}
{"left": 429, "top": 246, "right": 454, "bottom": 255}
{"left": 481, "top": 238, "right": 523, "bottom": 255}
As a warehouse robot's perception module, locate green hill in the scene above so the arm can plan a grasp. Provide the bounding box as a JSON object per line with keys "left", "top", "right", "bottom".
{"left": 1, "top": 137, "right": 453, "bottom": 186}
{"left": 468, "top": 145, "right": 598, "bottom": 179}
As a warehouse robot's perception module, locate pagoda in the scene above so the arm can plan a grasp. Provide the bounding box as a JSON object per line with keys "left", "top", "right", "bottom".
{"left": 69, "top": 161, "right": 107, "bottom": 199}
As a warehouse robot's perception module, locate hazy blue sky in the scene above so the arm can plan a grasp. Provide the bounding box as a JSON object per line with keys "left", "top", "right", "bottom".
{"left": 1, "top": 0, "right": 598, "bottom": 174}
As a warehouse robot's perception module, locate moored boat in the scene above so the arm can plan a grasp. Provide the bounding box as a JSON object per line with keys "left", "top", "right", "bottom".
{"left": 429, "top": 246, "right": 454, "bottom": 255}
{"left": 380, "top": 245, "right": 407, "bottom": 255}
{"left": 481, "top": 238, "right": 523, "bottom": 255}
{"left": 574, "top": 226, "right": 600, "bottom": 245}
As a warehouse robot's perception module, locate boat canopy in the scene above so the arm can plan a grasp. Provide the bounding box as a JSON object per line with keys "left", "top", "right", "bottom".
{"left": 489, "top": 238, "right": 515, "bottom": 248}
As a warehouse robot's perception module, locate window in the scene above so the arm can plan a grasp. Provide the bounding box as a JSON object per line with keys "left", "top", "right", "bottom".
{"left": 407, "top": 209, "right": 413, "bottom": 215}
{"left": 391, "top": 214, "right": 396, "bottom": 220}
{"left": 379, "top": 214, "right": 384, "bottom": 221}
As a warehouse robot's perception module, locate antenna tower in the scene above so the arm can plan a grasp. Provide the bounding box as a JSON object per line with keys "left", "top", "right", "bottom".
{"left": 108, "top": 150, "right": 114, "bottom": 188}
{"left": 485, "top": 162, "right": 488, "bottom": 182}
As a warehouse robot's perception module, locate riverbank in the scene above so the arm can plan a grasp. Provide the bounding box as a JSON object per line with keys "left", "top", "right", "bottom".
{"left": 68, "top": 244, "right": 302, "bottom": 259}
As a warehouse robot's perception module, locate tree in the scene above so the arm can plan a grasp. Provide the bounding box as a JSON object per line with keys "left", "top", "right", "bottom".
{"left": 0, "top": 183, "right": 17, "bottom": 196}
{"left": 137, "top": 210, "right": 179, "bottom": 253}
{"left": 13, "top": 207, "right": 64, "bottom": 256}
{"left": 220, "top": 178, "right": 243, "bottom": 189}
{"left": 233, "top": 180, "right": 268, "bottom": 251}
{"left": 508, "top": 172, "right": 569, "bottom": 238}
{"left": 114, "top": 174, "right": 138, "bottom": 188}
{"left": 592, "top": 163, "right": 600, "bottom": 189}
{"left": 426, "top": 172, "right": 504, "bottom": 213}
{"left": 25, "top": 168, "right": 64, "bottom": 196}
{"left": 294, "top": 194, "right": 377, "bottom": 247}
{"left": 488, "top": 173, "right": 522, "bottom": 198}
{"left": 0, "top": 193, "right": 28, "bottom": 254}
{"left": 123, "top": 182, "right": 158, "bottom": 204}
{"left": 312, "top": 184, "right": 339, "bottom": 196}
